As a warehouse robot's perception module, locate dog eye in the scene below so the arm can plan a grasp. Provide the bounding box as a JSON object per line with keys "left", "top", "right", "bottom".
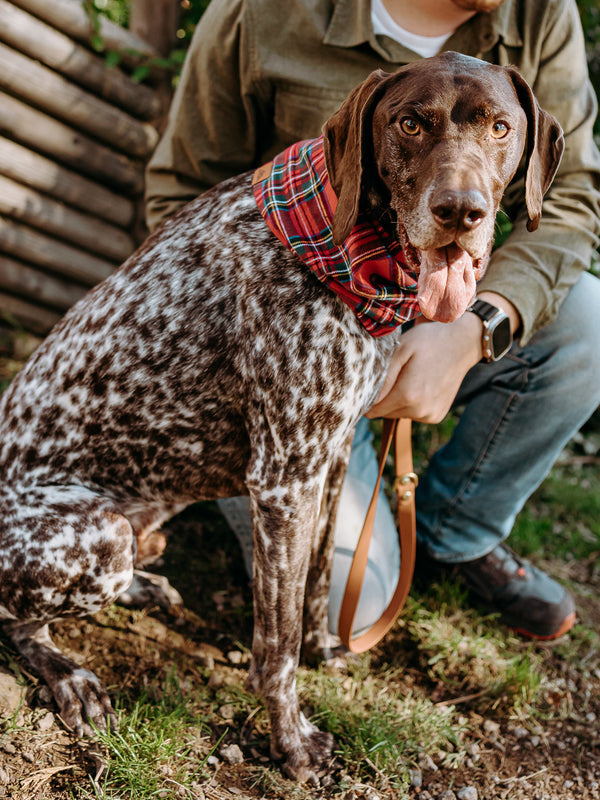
{"left": 491, "top": 121, "right": 510, "bottom": 139}
{"left": 400, "top": 117, "right": 421, "bottom": 136}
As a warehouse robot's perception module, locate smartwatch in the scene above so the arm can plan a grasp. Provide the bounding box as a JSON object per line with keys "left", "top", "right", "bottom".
{"left": 467, "top": 298, "right": 512, "bottom": 362}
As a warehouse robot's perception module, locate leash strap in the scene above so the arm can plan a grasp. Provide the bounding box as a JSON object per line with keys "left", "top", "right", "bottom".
{"left": 337, "top": 418, "right": 417, "bottom": 652}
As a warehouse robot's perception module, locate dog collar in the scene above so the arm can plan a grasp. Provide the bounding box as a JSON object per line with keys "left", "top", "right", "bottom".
{"left": 252, "top": 136, "right": 419, "bottom": 337}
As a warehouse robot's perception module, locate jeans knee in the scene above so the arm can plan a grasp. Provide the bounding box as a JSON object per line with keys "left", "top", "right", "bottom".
{"left": 555, "top": 271, "right": 600, "bottom": 344}
{"left": 530, "top": 272, "right": 600, "bottom": 389}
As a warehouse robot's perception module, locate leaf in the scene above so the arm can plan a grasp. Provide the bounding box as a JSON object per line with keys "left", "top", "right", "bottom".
{"left": 105, "top": 50, "right": 122, "bottom": 69}
{"left": 132, "top": 65, "right": 151, "bottom": 84}
{"left": 91, "top": 32, "right": 105, "bottom": 52}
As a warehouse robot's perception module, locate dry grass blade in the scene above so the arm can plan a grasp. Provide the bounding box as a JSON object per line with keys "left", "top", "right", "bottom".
{"left": 20, "top": 764, "right": 76, "bottom": 794}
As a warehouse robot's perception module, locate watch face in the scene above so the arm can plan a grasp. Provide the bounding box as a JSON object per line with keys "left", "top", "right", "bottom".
{"left": 490, "top": 316, "right": 512, "bottom": 359}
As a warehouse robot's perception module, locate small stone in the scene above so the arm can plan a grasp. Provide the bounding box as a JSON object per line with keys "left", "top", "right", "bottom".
{"left": 409, "top": 768, "right": 423, "bottom": 788}
{"left": 36, "top": 710, "right": 55, "bottom": 731}
{"left": 21, "top": 751, "right": 34, "bottom": 763}
{"left": 206, "top": 755, "right": 219, "bottom": 767}
{"left": 196, "top": 653, "right": 215, "bottom": 670}
{"left": 513, "top": 727, "right": 529, "bottom": 739}
{"left": 227, "top": 650, "right": 243, "bottom": 665}
{"left": 0, "top": 768, "right": 9, "bottom": 785}
{"left": 208, "top": 670, "right": 223, "bottom": 688}
{"left": 418, "top": 752, "right": 438, "bottom": 772}
{"left": 219, "top": 743, "right": 244, "bottom": 765}
{"left": 0, "top": 672, "right": 24, "bottom": 717}
{"left": 483, "top": 719, "right": 500, "bottom": 738}
{"left": 530, "top": 724, "right": 544, "bottom": 735}
{"left": 0, "top": 743, "right": 16, "bottom": 756}
{"left": 218, "top": 704, "right": 236, "bottom": 720}
{"left": 457, "top": 787, "right": 478, "bottom": 800}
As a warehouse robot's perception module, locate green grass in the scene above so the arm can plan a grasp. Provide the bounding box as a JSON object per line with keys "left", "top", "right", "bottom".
{"left": 510, "top": 467, "right": 600, "bottom": 561}
{"left": 304, "top": 664, "right": 467, "bottom": 784}
{"left": 400, "top": 580, "right": 548, "bottom": 731}
{"left": 79, "top": 674, "right": 215, "bottom": 799}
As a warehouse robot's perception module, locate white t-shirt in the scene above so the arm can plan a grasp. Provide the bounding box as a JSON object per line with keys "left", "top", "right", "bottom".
{"left": 371, "top": 0, "right": 452, "bottom": 58}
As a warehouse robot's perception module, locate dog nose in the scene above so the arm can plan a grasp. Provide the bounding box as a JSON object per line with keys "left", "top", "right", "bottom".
{"left": 430, "top": 189, "right": 488, "bottom": 232}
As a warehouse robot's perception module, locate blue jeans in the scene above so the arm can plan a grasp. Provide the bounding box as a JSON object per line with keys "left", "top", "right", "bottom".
{"left": 220, "top": 273, "right": 600, "bottom": 634}
{"left": 417, "top": 271, "right": 600, "bottom": 562}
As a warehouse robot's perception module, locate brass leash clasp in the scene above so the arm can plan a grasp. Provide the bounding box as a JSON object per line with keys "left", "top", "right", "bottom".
{"left": 393, "top": 472, "right": 419, "bottom": 501}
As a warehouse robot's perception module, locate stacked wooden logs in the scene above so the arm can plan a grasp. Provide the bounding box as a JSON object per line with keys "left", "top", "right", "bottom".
{"left": 0, "top": 0, "right": 162, "bottom": 342}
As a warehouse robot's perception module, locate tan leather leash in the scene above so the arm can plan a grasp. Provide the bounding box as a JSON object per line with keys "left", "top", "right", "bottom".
{"left": 337, "top": 418, "right": 417, "bottom": 653}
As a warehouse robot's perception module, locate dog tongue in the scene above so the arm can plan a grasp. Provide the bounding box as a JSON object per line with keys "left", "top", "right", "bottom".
{"left": 417, "top": 244, "right": 477, "bottom": 323}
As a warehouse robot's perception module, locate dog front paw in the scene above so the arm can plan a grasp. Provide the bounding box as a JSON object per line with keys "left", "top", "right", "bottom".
{"left": 271, "top": 712, "right": 335, "bottom": 784}
{"left": 281, "top": 726, "right": 335, "bottom": 784}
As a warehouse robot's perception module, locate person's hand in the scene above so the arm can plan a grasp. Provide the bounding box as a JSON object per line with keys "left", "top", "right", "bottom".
{"left": 367, "top": 291, "right": 520, "bottom": 423}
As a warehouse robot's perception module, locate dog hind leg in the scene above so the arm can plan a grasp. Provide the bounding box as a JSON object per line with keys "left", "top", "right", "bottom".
{"left": 0, "top": 485, "right": 135, "bottom": 735}
{"left": 4, "top": 619, "right": 118, "bottom": 734}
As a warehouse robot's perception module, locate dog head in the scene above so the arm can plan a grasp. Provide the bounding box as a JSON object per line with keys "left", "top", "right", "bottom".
{"left": 322, "top": 52, "right": 564, "bottom": 322}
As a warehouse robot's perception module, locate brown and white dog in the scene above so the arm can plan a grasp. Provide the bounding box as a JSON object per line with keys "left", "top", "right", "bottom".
{"left": 0, "top": 53, "right": 562, "bottom": 782}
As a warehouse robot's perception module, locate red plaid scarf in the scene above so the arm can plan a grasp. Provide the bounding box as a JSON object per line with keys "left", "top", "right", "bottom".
{"left": 252, "top": 135, "right": 419, "bottom": 336}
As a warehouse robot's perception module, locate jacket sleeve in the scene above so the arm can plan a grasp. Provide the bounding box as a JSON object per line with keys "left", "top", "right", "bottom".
{"left": 145, "top": 0, "right": 266, "bottom": 232}
{"left": 477, "top": 0, "right": 600, "bottom": 343}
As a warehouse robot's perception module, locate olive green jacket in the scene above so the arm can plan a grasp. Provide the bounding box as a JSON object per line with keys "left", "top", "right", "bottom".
{"left": 145, "top": 0, "right": 600, "bottom": 342}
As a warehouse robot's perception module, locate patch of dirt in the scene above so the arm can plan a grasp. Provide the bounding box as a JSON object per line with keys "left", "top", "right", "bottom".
{"left": 1, "top": 502, "right": 599, "bottom": 800}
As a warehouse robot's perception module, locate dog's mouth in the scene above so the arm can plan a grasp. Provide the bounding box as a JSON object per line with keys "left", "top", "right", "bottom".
{"left": 399, "top": 226, "right": 488, "bottom": 323}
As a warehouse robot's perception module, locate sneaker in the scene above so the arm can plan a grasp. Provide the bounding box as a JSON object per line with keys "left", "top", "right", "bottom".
{"left": 419, "top": 542, "right": 576, "bottom": 640}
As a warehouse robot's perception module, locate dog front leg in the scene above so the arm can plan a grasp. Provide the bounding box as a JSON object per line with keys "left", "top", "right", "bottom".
{"left": 303, "top": 430, "right": 354, "bottom": 662}
{"left": 245, "top": 475, "right": 334, "bottom": 784}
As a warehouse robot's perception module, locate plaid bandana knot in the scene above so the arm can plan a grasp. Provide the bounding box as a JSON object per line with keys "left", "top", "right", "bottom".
{"left": 252, "top": 135, "right": 420, "bottom": 336}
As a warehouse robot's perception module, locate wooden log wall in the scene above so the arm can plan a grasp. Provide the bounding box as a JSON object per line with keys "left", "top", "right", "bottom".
{"left": 0, "top": 0, "right": 163, "bottom": 346}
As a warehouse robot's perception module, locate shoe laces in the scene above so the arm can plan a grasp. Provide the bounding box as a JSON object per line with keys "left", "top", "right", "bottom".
{"left": 492, "top": 544, "right": 529, "bottom": 580}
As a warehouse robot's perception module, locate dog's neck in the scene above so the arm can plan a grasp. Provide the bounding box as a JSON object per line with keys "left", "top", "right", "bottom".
{"left": 366, "top": 187, "right": 398, "bottom": 240}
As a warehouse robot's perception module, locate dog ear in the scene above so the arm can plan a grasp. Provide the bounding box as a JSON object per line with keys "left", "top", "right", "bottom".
{"left": 506, "top": 67, "right": 564, "bottom": 232}
{"left": 323, "top": 69, "right": 392, "bottom": 244}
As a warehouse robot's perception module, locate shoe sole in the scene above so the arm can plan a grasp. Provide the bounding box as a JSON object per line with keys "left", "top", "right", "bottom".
{"left": 509, "top": 610, "right": 576, "bottom": 641}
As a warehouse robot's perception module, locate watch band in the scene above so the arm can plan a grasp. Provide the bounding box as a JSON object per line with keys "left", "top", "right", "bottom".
{"left": 467, "top": 298, "right": 501, "bottom": 322}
